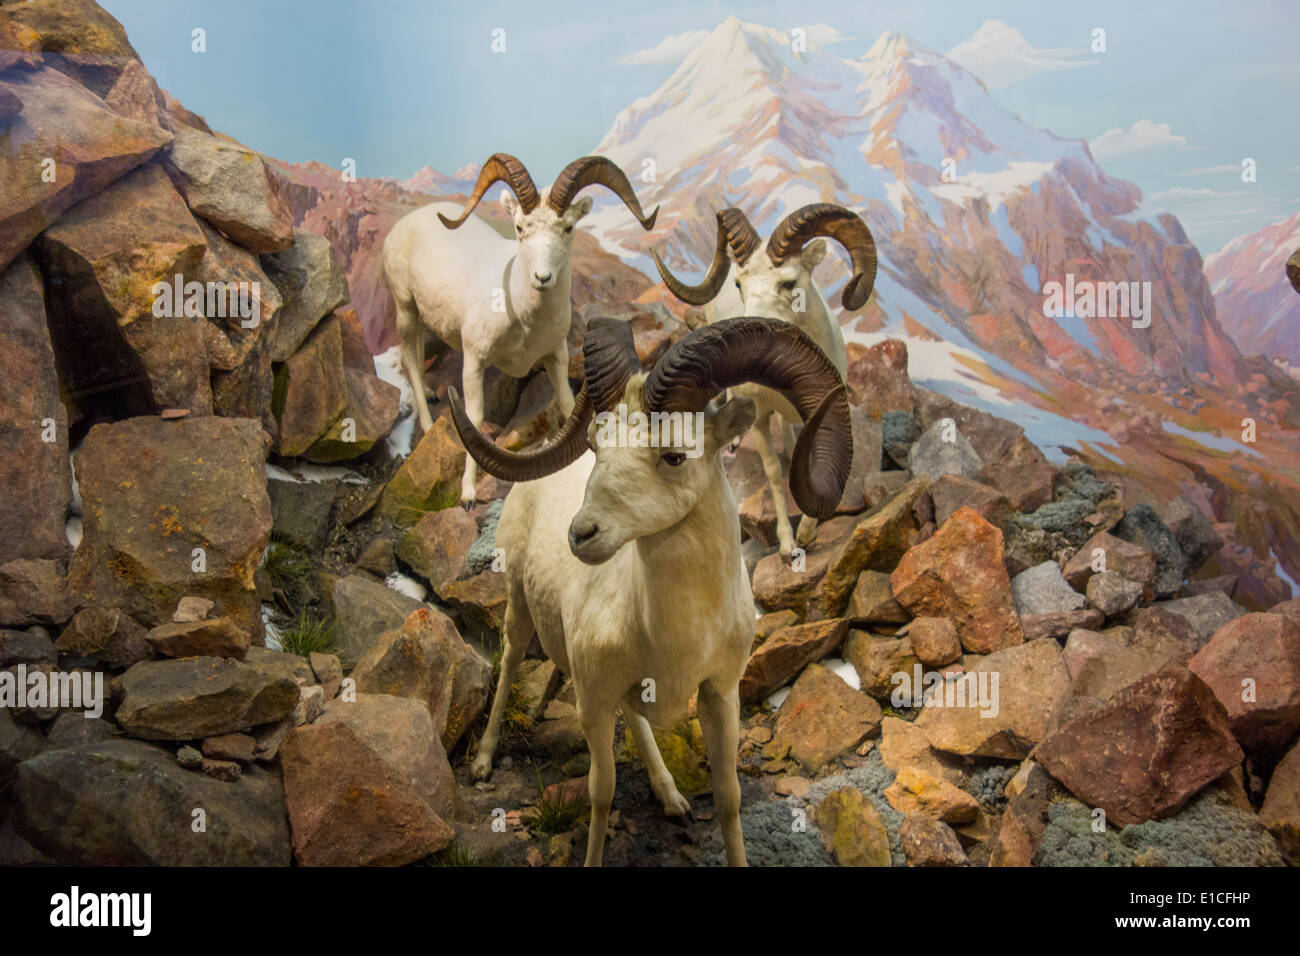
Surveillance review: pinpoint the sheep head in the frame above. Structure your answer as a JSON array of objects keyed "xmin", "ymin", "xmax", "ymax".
[
  {"xmin": 449, "ymin": 317, "xmax": 852, "ymax": 563},
  {"xmin": 438, "ymin": 153, "xmax": 658, "ymax": 291},
  {"xmin": 653, "ymin": 203, "xmax": 877, "ymax": 317}
]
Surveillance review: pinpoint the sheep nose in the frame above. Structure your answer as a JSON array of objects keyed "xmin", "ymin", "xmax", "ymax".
[
  {"xmin": 534, "ymin": 272, "xmax": 552, "ymax": 284},
  {"xmin": 568, "ymin": 518, "xmax": 598, "ymax": 550}
]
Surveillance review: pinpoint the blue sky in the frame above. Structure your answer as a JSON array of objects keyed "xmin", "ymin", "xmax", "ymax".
[{"xmin": 102, "ymin": 0, "xmax": 1299, "ymax": 254}]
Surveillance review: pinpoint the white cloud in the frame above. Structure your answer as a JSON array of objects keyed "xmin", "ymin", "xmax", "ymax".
[
  {"xmin": 798, "ymin": 25, "xmax": 855, "ymax": 48},
  {"xmin": 947, "ymin": 20, "xmax": 1096, "ymax": 89},
  {"xmin": 1179, "ymin": 164, "xmax": 1242, "ymax": 176},
  {"xmin": 1148, "ymin": 187, "xmax": 1242, "ymax": 201},
  {"xmin": 1089, "ymin": 120, "xmax": 1190, "ymax": 158},
  {"xmin": 614, "ymin": 29, "xmax": 710, "ymax": 66}
]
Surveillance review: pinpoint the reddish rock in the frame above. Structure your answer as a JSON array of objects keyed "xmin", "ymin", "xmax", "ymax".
[
  {"xmin": 846, "ymin": 570, "xmax": 909, "ymax": 625},
  {"xmin": 987, "ymin": 459, "xmax": 1058, "ymax": 513},
  {"xmin": 884, "ymin": 766, "xmax": 979, "ymax": 824},
  {"xmin": 146, "ymin": 617, "xmax": 250, "ymax": 660},
  {"xmin": 917, "ymin": 639, "xmax": 1069, "ymax": 759},
  {"xmin": 274, "ymin": 315, "xmax": 347, "ymax": 457},
  {"xmin": 201, "ymin": 733, "xmax": 256, "ymax": 764},
  {"xmin": 752, "ymin": 610, "xmax": 799, "ymax": 650},
  {"xmin": 440, "ymin": 569, "xmax": 507, "ymax": 633},
  {"xmin": 0, "ymin": 559, "xmax": 72, "ymax": 627},
  {"xmin": 395, "ymin": 506, "xmax": 478, "ymax": 595},
  {"xmin": 350, "ymin": 607, "xmax": 491, "ymax": 752},
  {"xmin": 1060, "ymin": 531, "xmax": 1156, "ymax": 594},
  {"xmin": 740, "ymin": 618, "xmax": 848, "ymax": 703},
  {"xmin": 929, "ymin": 474, "xmax": 1009, "ymax": 529},
  {"xmin": 766, "ymin": 663, "xmax": 882, "ymax": 772},
  {"xmin": 56, "ymin": 605, "xmax": 151, "ymax": 667},
  {"xmin": 899, "ymin": 814, "xmax": 967, "ymax": 866},
  {"xmin": 1020, "ymin": 608, "xmax": 1104, "ymax": 642},
  {"xmin": 844, "ymin": 339, "xmax": 915, "ymax": 413},
  {"xmin": 750, "ymin": 515, "xmax": 856, "ymax": 616},
  {"xmin": 843, "ymin": 631, "xmax": 918, "ymax": 699},
  {"xmin": 1261, "ymin": 739, "xmax": 1300, "ymax": 864},
  {"xmin": 891, "ymin": 507, "xmax": 1023, "ymax": 653},
  {"xmin": 1187, "ymin": 613, "xmax": 1300, "ymax": 761},
  {"xmin": 909, "ymin": 617, "xmax": 961, "ymax": 667},
  {"xmin": 1035, "ymin": 668, "xmax": 1244, "ymax": 826}
]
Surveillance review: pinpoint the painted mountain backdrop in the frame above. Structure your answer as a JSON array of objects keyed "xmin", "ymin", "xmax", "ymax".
[{"xmin": 274, "ymin": 18, "xmax": 1300, "ymax": 604}]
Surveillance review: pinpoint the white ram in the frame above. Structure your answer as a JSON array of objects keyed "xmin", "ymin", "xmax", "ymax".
[
  {"xmin": 448, "ymin": 315, "xmax": 852, "ymax": 866},
  {"xmin": 383, "ymin": 153, "xmax": 656, "ymax": 503}
]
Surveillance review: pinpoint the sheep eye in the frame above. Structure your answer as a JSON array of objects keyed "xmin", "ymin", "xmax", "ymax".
[
  {"xmin": 781, "ymin": 279, "xmax": 797, "ymax": 291},
  {"xmin": 564, "ymin": 225, "xmax": 573, "ymax": 234},
  {"xmin": 515, "ymin": 224, "xmax": 522, "ymax": 235},
  {"xmin": 733, "ymin": 279, "xmax": 741, "ymax": 290},
  {"xmin": 661, "ymin": 452, "xmax": 686, "ymax": 467}
]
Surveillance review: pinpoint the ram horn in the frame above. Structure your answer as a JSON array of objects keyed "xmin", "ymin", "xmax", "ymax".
[
  {"xmin": 1288, "ymin": 249, "xmax": 1300, "ymax": 295},
  {"xmin": 766, "ymin": 203, "xmax": 878, "ymax": 310},
  {"xmin": 448, "ymin": 318, "xmax": 641, "ymax": 482},
  {"xmin": 640, "ymin": 317, "xmax": 852, "ymax": 519},
  {"xmin": 652, "ymin": 208, "xmax": 761, "ymax": 305},
  {"xmin": 548, "ymin": 156, "xmax": 658, "ymax": 229},
  {"xmin": 438, "ymin": 153, "xmax": 540, "ymax": 229}
]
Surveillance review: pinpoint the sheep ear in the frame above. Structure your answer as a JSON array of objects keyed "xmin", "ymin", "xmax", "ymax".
[
  {"xmin": 706, "ymin": 396, "xmax": 756, "ymax": 452},
  {"xmin": 501, "ymin": 192, "xmax": 519, "ymax": 217},
  {"xmin": 799, "ymin": 238, "xmax": 827, "ymax": 270},
  {"xmin": 567, "ymin": 196, "xmax": 594, "ymax": 222}
]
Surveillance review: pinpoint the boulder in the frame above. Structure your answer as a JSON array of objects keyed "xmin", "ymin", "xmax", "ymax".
[
  {"xmin": 0, "ymin": 629, "xmax": 57, "ymax": 667},
  {"xmin": 146, "ymin": 617, "xmax": 250, "ymax": 660},
  {"xmin": 378, "ymin": 416, "xmax": 465, "ymax": 526},
  {"xmin": 330, "ymin": 573, "xmax": 425, "ymax": 666},
  {"xmin": 1111, "ymin": 504, "xmax": 1188, "ymax": 598},
  {"xmin": 1060, "ymin": 531, "xmax": 1156, "ymax": 594},
  {"xmin": 1010, "ymin": 561, "xmax": 1086, "ymax": 617},
  {"xmin": 1019, "ymin": 608, "xmax": 1104, "ymax": 642},
  {"xmin": 884, "ymin": 766, "xmax": 979, "ymax": 824},
  {"xmin": 750, "ymin": 515, "xmax": 856, "ymax": 616},
  {"xmin": 260, "ymin": 229, "xmax": 349, "ymax": 361},
  {"xmin": 1260, "ymin": 739, "xmax": 1300, "ymax": 865},
  {"xmin": 1187, "ymin": 613, "xmax": 1300, "ymax": 761},
  {"xmin": 350, "ymin": 607, "xmax": 491, "ymax": 752},
  {"xmin": 917, "ymin": 638, "xmax": 1069, "ymax": 759},
  {"xmin": 303, "ymin": 369, "xmax": 400, "ymax": 463},
  {"xmin": 36, "ymin": 161, "xmax": 214, "ymax": 413},
  {"xmin": 899, "ymin": 814, "xmax": 967, "ymax": 866},
  {"xmin": 1061, "ymin": 628, "xmax": 1181, "ymax": 701},
  {"xmin": 440, "ymin": 569, "xmax": 508, "ymax": 633},
  {"xmin": 908, "ymin": 617, "xmax": 961, "ymax": 667},
  {"xmin": 1148, "ymin": 592, "xmax": 1245, "ymax": 647},
  {"xmin": 908, "ymin": 419, "xmax": 982, "ymax": 481},
  {"xmin": 280, "ymin": 715, "xmax": 455, "ymax": 866},
  {"xmin": 114, "ymin": 656, "xmax": 298, "ymax": 740},
  {"xmin": 0, "ymin": 65, "xmax": 170, "ymax": 273},
  {"xmin": 813, "ymin": 786, "xmax": 891, "ymax": 867},
  {"xmin": 0, "ymin": 254, "xmax": 72, "ymax": 564},
  {"xmin": 1086, "ymin": 571, "xmax": 1143, "ymax": 616},
  {"xmin": 162, "ymin": 125, "xmax": 294, "ymax": 253},
  {"xmin": 845, "ymin": 570, "xmax": 909, "ymax": 625},
  {"xmin": 267, "ymin": 478, "xmax": 337, "ymax": 552},
  {"xmin": 739, "ymin": 618, "xmax": 848, "ymax": 703},
  {"xmin": 843, "ymin": 631, "xmax": 918, "ymax": 699},
  {"xmin": 396, "ymin": 507, "xmax": 478, "ymax": 595},
  {"xmin": 892, "ymin": 507, "xmax": 1024, "ymax": 653},
  {"xmin": 1035, "ymin": 668, "xmax": 1244, "ymax": 826},
  {"xmin": 811, "ymin": 476, "xmax": 929, "ymax": 619},
  {"xmin": 929, "ymin": 474, "xmax": 1009, "ymax": 529},
  {"xmin": 766, "ymin": 663, "xmax": 881, "ymax": 772},
  {"xmin": 5, "ymin": 0, "xmax": 140, "ymax": 96},
  {"xmin": 0, "ymin": 559, "xmax": 72, "ymax": 627},
  {"xmin": 274, "ymin": 315, "xmax": 347, "ymax": 457},
  {"xmin": 68, "ymin": 416, "xmax": 272, "ymax": 639},
  {"xmin": 55, "ymin": 605, "xmax": 151, "ymax": 667},
  {"xmin": 1158, "ymin": 496, "xmax": 1223, "ymax": 572},
  {"xmin": 843, "ymin": 339, "xmax": 915, "ymax": 413},
  {"xmin": 12, "ymin": 738, "xmax": 290, "ymax": 865}
]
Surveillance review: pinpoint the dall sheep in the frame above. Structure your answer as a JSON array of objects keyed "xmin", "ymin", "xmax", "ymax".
[
  {"xmin": 383, "ymin": 153, "xmax": 657, "ymax": 503},
  {"xmin": 449, "ymin": 316, "xmax": 852, "ymax": 866},
  {"xmin": 654, "ymin": 204, "xmax": 877, "ymax": 557}
]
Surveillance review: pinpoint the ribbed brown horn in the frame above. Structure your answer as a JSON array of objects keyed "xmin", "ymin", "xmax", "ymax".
[
  {"xmin": 1288, "ymin": 249, "xmax": 1300, "ymax": 295},
  {"xmin": 653, "ymin": 208, "xmax": 760, "ymax": 305},
  {"xmin": 448, "ymin": 318, "xmax": 640, "ymax": 482},
  {"xmin": 641, "ymin": 317, "xmax": 852, "ymax": 519},
  {"xmin": 438, "ymin": 153, "xmax": 539, "ymax": 229},
  {"xmin": 548, "ymin": 156, "xmax": 658, "ymax": 229},
  {"xmin": 766, "ymin": 203, "xmax": 877, "ymax": 310}
]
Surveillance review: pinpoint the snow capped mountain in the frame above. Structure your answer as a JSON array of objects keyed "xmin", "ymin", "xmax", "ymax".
[
  {"xmin": 585, "ymin": 17, "xmax": 1239, "ymax": 405},
  {"xmin": 1204, "ymin": 211, "xmax": 1300, "ymax": 366},
  {"xmin": 402, "ymin": 162, "xmax": 482, "ymax": 197}
]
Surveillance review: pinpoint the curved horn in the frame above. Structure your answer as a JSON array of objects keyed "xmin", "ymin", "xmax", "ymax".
[
  {"xmin": 448, "ymin": 318, "xmax": 641, "ymax": 482},
  {"xmin": 548, "ymin": 156, "xmax": 658, "ymax": 229},
  {"xmin": 437, "ymin": 153, "xmax": 539, "ymax": 229},
  {"xmin": 1288, "ymin": 249, "xmax": 1300, "ymax": 295},
  {"xmin": 641, "ymin": 317, "xmax": 852, "ymax": 519},
  {"xmin": 652, "ymin": 208, "xmax": 761, "ymax": 305},
  {"xmin": 766, "ymin": 203, "xmax": 878, "ymax": 310}
]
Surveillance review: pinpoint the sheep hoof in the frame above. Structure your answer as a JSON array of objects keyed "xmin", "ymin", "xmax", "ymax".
[
  {"xmin": 795, "ymin": 520, "xmax": 818, "ymax": 548},
  {"xmin": 471, "ymin": 753, "xmax": 494, "ymax": 781},
  {"xmin": 661, "ymin": 789, "xmax": 691, "ymax": 817}
]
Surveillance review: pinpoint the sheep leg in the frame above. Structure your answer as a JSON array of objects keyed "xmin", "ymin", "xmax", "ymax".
[
  {"xmin": 542, "ymin": 346, "xmax": 576, "ymax": 420},
  {"xmin": 471, "ymin": 593, "xmax": 533, "ymax": 781},
  {"xmin": 782, "ymin": 419, "xmax": 798, "ymax": 465},
  {"xmin": 751, "ymin": 413, "xmax": 796, "ymax": 558},
  {"xmin": 622, "ymin": 704, "xmax": 691, "ymax": 817},
  {"xmin": 579, "ymin": 703, "xmax": 617, "ymax": 867},
  {"xmin": 780, "ymin": 415, "xmax": 820, "ymax": 546},
  {"xmin": 399, "ymin": 313, "xmax": 434, "ymax": 433},
  {"xmin": 697, "ymin": 680, "xmax": 747, "ymax": 867},
  {"xmin": 458, "ymin": 353, "xmax": 485, "ymax": 506}
]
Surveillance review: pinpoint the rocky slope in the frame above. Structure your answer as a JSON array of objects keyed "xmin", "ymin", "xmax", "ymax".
[
  {"xmin": 1204, "ymin": 211, "xmax": 1300, "ymax": 368},
  {"xmin": 0, "ymin": 1, "xmax": 1297, "ymax": 869}
]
